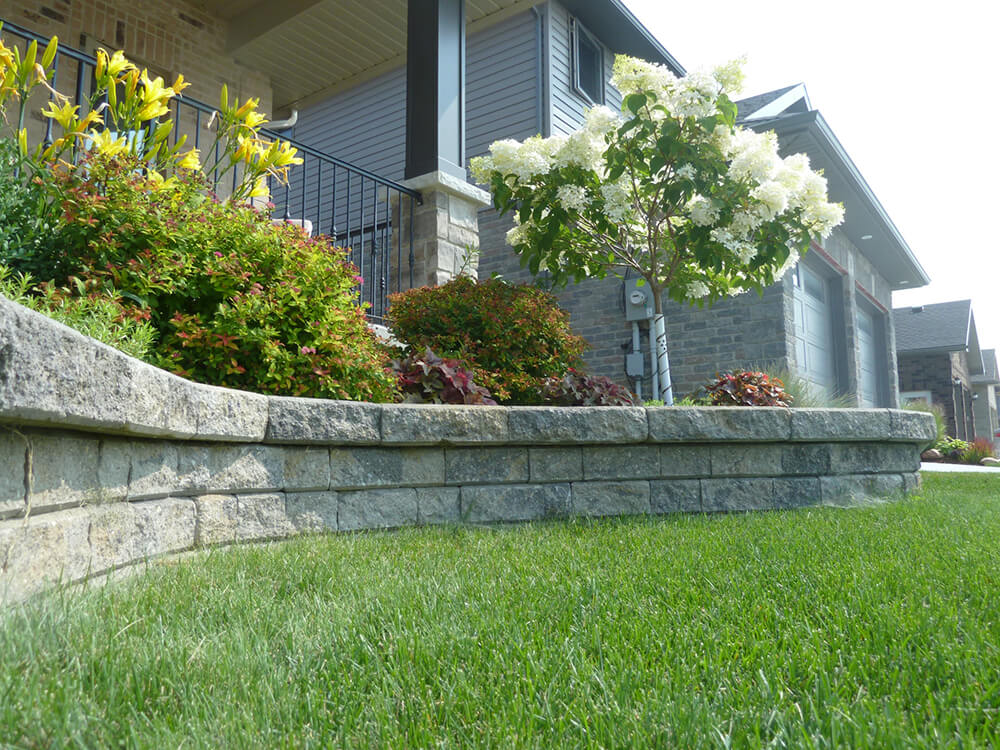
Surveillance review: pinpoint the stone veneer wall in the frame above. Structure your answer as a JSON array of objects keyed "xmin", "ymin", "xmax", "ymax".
[{"xmin": 0, "ymin": 296, "xmax": 935, "ymax": 603}]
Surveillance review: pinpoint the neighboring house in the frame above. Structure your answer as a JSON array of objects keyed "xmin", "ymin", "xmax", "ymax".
[
  {"xmin": 972, "ymin": 349, "xmax": 1000, "ymax": 445},
  {"xmin": 894, "ymin": 300, "xmax": 984, "ymax": 441}
]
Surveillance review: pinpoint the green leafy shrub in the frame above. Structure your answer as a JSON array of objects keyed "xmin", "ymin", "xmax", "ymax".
[
  {"xmin": 538, "ymin": 371, "xmax": 639, "ymax": 406},
  {"xmin": 961, "ymin": 437, "xmax": 995, "ymax": 465},
  {"xmin": 704, "ymin": 370, "xmax": 793, "ymax": 407},
  {"xmin": 936, "ymin": 436, "xmax": 970, "ymax": 458},
  {"xmin": 392, "ymin": 348, "xmax": 496, "ymax": 405},
  {"xmin": 35, "ymin": 155, "xmax": 395, "ymax": 401},
  {"xmin": 0, "ymin": 265, "xmax": 156, "ymax": 360},
  {"xmin": 0, "ymin": 140, "xmax": 62, "ymax": 275},
  {"xmin": 387, "ymin": 276, "xmax": 587, "ymax": 404},
  {"xmin": 903, "ymin": 399, "xmax": 946, "ymax": 445}
]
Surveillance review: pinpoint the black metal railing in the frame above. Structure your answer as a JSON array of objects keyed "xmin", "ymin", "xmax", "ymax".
[{"xmin": 0, "ymin": 18, "xmax": 420, "ymax": 322}]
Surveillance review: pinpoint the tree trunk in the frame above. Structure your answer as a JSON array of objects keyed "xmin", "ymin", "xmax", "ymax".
[{"xmin": 650, "ymin": 284, "xmax": 673, "ymax": 405}]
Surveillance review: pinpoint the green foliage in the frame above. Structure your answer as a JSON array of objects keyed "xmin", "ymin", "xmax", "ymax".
[
  {"xmin": 704, "ymin": 370, "xmax": 793, "ymax": 407},
  {"xmin": 387, "ymin": 276, "xmax": 588, "ymax": 404},
  {"xmin": 538, "ymin": 370, "xmax": 639, "ymax": 406},
  {"xmin": 902, "ymin": 399, "xmax": 946, "ymax": 445},
  {"xmin": 643, "ymin": 399, "xmax": 665, "ymax": 407},
  {"xmin": 391, "ymin": 348, "xmax": 496, "ymax": 405},
  {"xmin": 0, "ymin": 265, "xmax": 155, "ymax": 360},
  {"xmin": 0, "ymin": 140, "xmax": 62, "ymax": 273},
  {"xmin": 961, "ymin": 437, "xmax": 995, "ymax": 465},
  {"xmin": 935, "ymin": 436, "xmax": 971, "ymax": 457},
  {"xmin": 33, "ymin": 155, "xmax": 395, "ymax": 401}
]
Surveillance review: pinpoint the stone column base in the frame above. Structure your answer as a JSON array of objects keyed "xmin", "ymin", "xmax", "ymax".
[{"xmin": 390, "ymin": 170, "xmax": 491, "ymax": 292}]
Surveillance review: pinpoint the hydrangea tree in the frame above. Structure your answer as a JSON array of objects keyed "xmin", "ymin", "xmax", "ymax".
[{"xmin": 470, "ymin": 56, "xmax": 844, "ymax": 404}]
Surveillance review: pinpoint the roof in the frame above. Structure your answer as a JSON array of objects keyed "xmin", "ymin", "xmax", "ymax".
[
  {"xmin": 973, "ymin": 348, "xmax": 999, "ymax": 385},
  {"xmin": 892, "ymin": 300, "xmax": 984, "ymax": 375},
  {"xmin": 561, "ymin": 0, "xmax": 685, "ymax": 76},
  {"xmin": 735, "ymin": 86, "xmax": 929, "ymax": 291}
]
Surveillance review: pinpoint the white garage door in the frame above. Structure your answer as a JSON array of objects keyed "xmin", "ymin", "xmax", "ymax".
[
  {"xmin": 856, "ymin": 307, "xmax": 880, "ymax": 407},
  {"xmin": 792, "ymin": 264, "xmax": 837, "ymax": 393}
]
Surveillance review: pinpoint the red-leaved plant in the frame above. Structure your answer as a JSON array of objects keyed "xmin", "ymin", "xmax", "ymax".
[
  {"xmin": 392, "ymin": 348, "xmax": 497, "ymax": 405},
  {"xmin": 538, "ymin": 370, "xmax": 639, "ymax": 406},
  {"xmin": 704, "ymin": 370, "xmax": 793, "ymax": 407}
]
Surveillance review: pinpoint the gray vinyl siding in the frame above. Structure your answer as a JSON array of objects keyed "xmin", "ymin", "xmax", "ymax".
[
  {"xmin": 294, "ymin": 10, "xmax": 540, "ymax": 177},
  {"xmin": 547, "ymin": 0, "xmax": 622, "ymax": 137}
]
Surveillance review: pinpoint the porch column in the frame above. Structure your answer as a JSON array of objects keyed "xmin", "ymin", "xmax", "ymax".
[{"xmin": 396, "ymin": 0, "xmax": 490, "ymax": 289}]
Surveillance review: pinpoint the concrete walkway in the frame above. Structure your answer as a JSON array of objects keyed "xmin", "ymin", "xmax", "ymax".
[{"xmin": 921, "ymin": 462, "xmax": 1000, "ymax": 473}]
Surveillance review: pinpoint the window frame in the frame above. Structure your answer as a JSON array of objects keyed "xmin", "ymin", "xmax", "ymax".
[{"xmin": 570, "ymin": 17, "xmax": 604, "ymax": 106}]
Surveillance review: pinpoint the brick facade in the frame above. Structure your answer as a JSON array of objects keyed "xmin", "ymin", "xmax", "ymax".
[
  {"xmin": 1, "ymin": 0, "xmax": 273, "ymax": 135},
  {"xmin": 897, "ymin": 351, "xmax": 975, "ymax": 440}
]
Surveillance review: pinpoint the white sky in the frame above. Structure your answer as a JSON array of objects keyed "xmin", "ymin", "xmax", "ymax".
[{"xmin": 622, "ymin": 0, "xmax": 1000, "ymax": 352}]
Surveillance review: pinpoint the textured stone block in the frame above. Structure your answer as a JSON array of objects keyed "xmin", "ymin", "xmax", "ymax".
[
  {"xmin": 330, "ymin": 447, "xmax": 445, "ymax": 489},
  {"xmin": 416, "ymin": 486, "xmax": 461, "ymax": 524},
  {"xmin": 659, "ymin": 445, "xmax": 712, "ymax": 478},
  {"xmin": 902, "ymin": 472, "xmax": 922, "ymax": 495},
  {"xmin": 529, "ymin": 447, "xmax": 584, "ymax": 482},
  {"xmin": 283, "ymin": 448, "xmax": 331, "ymax": 492},
  {"xmin": 889, "ymin": 410, "xmax": 938, "ymax": 445},
  {"xmin": 381, "ymin": 405, "xmax": 509, "ymax": 444},
  {"xmin": 572, "ymin": 481, "xmax": 650, "ymax": 517},
  {"xmin": 27, "ymin": 433, "xmax": 101, "ymax": 513},
  {"xmin": 820, "ymin": 473, "xmax": 905, "ymax": 504},
  {"xmin": 134, "ymin": 498, "xmax": 196, "ymax": 557},
  {"xmin": 508, "ymin": 407, "xmax": 647, "ymax": 444},
  {"xmin": 286, "ymin": 491, "xmax": 338, "ymax": 533},
  {"xmin": 583, "ymin": 445, "xmax": 659, "ymax": 480},
  {"xmin": 194, "ymin": 495, "xmax": 239, "ymax": 546},
  {"xmin": 266, "ymin": 397, "xmax": 381, "ymax": 444},
  {"xmin": 128, "ymin": 441, "xmax": 180, "ymax": 500},
  {"xmin": 88, "ymin": 503, "xmax": 139, "ymax": 571},
  {"xmin": 235, "ymin": 493, "xmax": 295, "ymax": 541},
  {"xmin": 648, "ymin": 407, "xmax": 790, "ymax": 442},
  {"xmin": 97, "ymin": 439, "xmax": 131, "ymax": 502},
  {"xmin": 0, "ymin": 296, "xmax": 133, "ymax": 432},
  {"xmin": 701, "ymin": 478, "xmax": 775, "ymax": 512},
  {"xmin": 177, "ymin": 444, "xmax": 285, "ymax": 495},
  {"xmin": 126, "ymin": 365, "xmax": 199, "ymax": 439},
  {"xmin": 461, "ymin": 483, "xmax": 571, "ymax": 523},
  {"xmin": 650, "ymin": 479, "xmax": 701, "ymax": 513},
  {"xmin": 790, "ymin": 409, "xmax": 891, "ymax": 441},
  {"xmin": 0, "ymin": 508, "xmax": 91, "ymax": 603},
  {"xmin": 829, "ymin": 443, "xmax": 920, "ymax": 475},
  {"xmin": 0, "ymin": 431, "xmax": 25, "ymax": 518},
  {"xmin": 711, "ymin": 444, "xmax": 782, "ymax": 476},
  {"xmin": 339, "ymin": 488, "xmax": 419, "ymax": 531},
  {"xmin": 772, "ymin": 477, "xmax": 821, "ymax": 508},
  {"xmin": 446, "ymin": 447, "xmax": 528, "ymax": 484},
  {"xmin": 781, "ymin": 444, "xmax": 832, "ymax": 476},
  {"xmin": 190, "ymin": 383, "xmax": 268, "ymax": 442}
]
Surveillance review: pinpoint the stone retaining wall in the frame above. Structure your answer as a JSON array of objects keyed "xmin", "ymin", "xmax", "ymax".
[{"xmin": 0, "ymin": 296, "xmax": 936, "ymax": 603}]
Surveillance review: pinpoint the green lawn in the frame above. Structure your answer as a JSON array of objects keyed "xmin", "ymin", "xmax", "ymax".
[{"xmin": 2, "ymin": 473, "xmax": 1000, "ymax": 748}]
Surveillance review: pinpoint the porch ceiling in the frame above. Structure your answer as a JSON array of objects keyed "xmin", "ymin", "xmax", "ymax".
[{"xmin": 201, "ymin": 0, "xmax": 541, "ymax": 110}]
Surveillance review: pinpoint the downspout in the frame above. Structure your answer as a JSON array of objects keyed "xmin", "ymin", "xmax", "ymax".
[
  {"xmin": 268, "ymin": 109, "xmax": 299, "ymax": 133},
  {"xmin": 531, "ymin": 5, "xmax": 545, "ymax": 136}
]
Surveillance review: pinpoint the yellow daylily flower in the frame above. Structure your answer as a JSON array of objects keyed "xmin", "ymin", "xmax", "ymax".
[
  {"xmin": 88, "ymin": 129, "xmax": 128, "ymax": 157},
  {"xmin": 243, "ymin": 109, "xmax": 267, "ymax": 130},
  {"xmin": 270, "ymin": 139, "xmax": 303, "ymax": 168},
  {"xmin": 176, "ymin": 148, "xmax": 201, "ymax": 170},
  {"xmin": 233, "ymin": 97, "xmax": 260, "ymax": 119},
  {"xmin": 137, "ymin": 70, "xmax": 173, "ymax": 120},
  {"xmin": 42, "ymin": 100, "xmax": 79, "ymax": 131},
  {"xmin": 171, "ymin": 73, "xmax": 190, "ymax": 96},
  {"xmin": 104, "ymin": 49, "xmax": 134, "ymax": 79},
  {"xmin": 248, "ymin": 176, "xmax": 269, "ymax": 199}
]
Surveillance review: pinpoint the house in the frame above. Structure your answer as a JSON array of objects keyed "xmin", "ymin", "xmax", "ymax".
[
  {"xmin": 972, "ymin": 349, "xmax": 1000, "ymax": 445},
  {"xmin": 893, "ymin": 299, "xmax": 984, "ymax": 440},
  {"xmin": 2, "ymin": 0, "xmax": 931, "ymax": 406}
]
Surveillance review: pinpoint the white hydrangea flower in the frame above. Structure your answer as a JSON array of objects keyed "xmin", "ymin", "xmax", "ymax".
[
  {"xmin": 554, "ymin": 131, "xmax": 605, "ymax": 170},
  {"xmin": 505, "ymin": 218, "xmax": 530, "ymax": 247},
  {"xmin": 806, "ymin": 201, "xmax": 845, "ymax": 238},
  {"xmin": 599, "ymin": 180, "xmax": 632, "ymax": 222},
  {"xmin": 712, "ymin": 58, "xmax": 746, "ymax": 95},
  {"xmin": 583, "ymin": 106, "xmax": 621, "ymax": 137},
  {"xmin": 556, "ymin": 184, "xmax": 589, "ymax": 212},
  {"xmin": 774, "ymin": 153, "xmax": 811, "ymax": 194},
  {"xmin": 611, "ymin": 56, "xmax": 676, "ymax": 100},
  {"xmin": 775, "ymin": 249, "xmax": 800, "ymax": 281},
  {"xmin": 735, "ymin": 242, "xmax": 758, "ymax": 264},
  {"xmin": 676, "ymin": 163, "xmax": 696, "ymax": 180},
  {"xmin": 728, "ymin": 129, "xmax": 780, "ymax": 182},
  {"xmin": 729, "ymin": 209, "xmax": 763, "ymax": 236},
  {"xmin": 686, "ymin": 194, "xmax": 720, "ymax": 226},
  {"xmin": 687, "ymin": 280, "xmax": 711, "ymax": 298},
  {"xmin": 751, "ymin": 180, "xmax": 789, "ymax": 220}
]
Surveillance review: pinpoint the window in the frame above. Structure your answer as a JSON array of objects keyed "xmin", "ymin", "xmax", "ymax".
[{"xmin": 571, "ymin": 18, "xmax": 603, "ymax": 105}]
